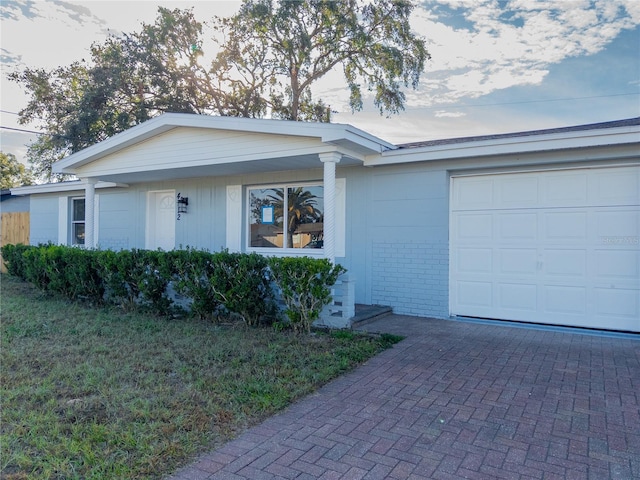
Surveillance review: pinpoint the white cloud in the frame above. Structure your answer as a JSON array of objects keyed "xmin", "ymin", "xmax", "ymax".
[
  {"xmin": 434, "ymin": 110, "xmax": 466, "ymax": 118},
  {"xmin": 415, "ymin": 0, "xmax": 640, "ymax": 106},
  {"xmin": 3, "ymin": 0, "xmax": 636, "ymax": 112}
]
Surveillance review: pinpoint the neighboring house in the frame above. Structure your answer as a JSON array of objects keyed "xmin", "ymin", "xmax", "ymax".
[
  {"xmin": 1, "ymin": 188, "xmax": 30, "ymax": 241},
  {"xmin": 10, "ymin": 114, "xmax": 640, "ymax": 332},
  {"xmin": 1, "ymin": 188, "xmax": 30, "ymax": 216},
  {"xmin": 1, "ymin": 189, "xmax": 31, "ymax": 272}
]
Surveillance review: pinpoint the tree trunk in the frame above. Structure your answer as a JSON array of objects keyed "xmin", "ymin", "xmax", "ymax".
[{"xmin": 290, "ymin": 67, "xmax": 299, "ymax": 120}]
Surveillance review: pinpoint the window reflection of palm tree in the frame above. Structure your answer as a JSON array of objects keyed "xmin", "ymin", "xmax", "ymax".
[{"xmin": 267, "ymin": 187, "xmax": 322, "ymax": 248}]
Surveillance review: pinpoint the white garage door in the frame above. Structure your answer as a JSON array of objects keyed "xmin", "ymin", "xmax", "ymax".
[{"xmin": 450, "ymin": 165, "xmax": 640, "ymax": 332}]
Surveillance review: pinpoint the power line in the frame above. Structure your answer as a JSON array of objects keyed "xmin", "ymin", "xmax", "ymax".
[
  {"xmin": 0, "ymin": 125, "xmax": 45, "ymax": 135},
  {"xmin": 0, "ymin": 125, "xmax": 70, "ymax": 140}
]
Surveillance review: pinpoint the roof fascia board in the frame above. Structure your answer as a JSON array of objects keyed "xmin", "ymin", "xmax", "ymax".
[
  {"xmin": 366, "ymin": 126, "xmax": 640, "ymax": 167},
  {"xmin": 11, "ymin": 181, "xmax": 128, "ymax": 196},
  {"xmin": 53, "ymin": 113, "xmax": 394, "ymax": 173},
  {"xmin": 443, "ymin": 146, "xmax": 640, "ymax": 174},
  {"xmin": 53, "ymin": 117, "xmax": 177, "ymax": 172},
  {"xmin": 321, "ymin": 126, "xmax": 397, "ymax": 154}
]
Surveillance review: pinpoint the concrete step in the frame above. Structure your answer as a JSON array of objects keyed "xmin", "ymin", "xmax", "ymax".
[{"xmin": 350, "ymin": 304, "xmax": 393, "ymax": 329}]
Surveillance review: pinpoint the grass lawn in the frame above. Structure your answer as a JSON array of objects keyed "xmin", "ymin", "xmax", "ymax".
[{"xmin": 0, "ymin": 274, "xmax": 401, "ymax": 479}]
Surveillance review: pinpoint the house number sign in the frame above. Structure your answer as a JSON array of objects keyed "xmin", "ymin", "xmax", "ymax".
[{"xmin": 176, "ymin": 192, "xmax": 189, "ymax": 220}]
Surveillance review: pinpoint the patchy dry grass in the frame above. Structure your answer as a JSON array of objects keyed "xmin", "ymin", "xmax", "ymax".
[{"xmin": 0, "ymin": 274, "xmax": 401, "ymax": 479}]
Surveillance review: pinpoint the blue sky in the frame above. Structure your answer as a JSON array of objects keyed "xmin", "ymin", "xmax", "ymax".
[{"xmin": 1, "ymin": 0, "xmax": 639, "ymax": 165}]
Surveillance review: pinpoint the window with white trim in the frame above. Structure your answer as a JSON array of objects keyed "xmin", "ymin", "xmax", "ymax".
[
  {"xmin": 71, "ymin": 197, "xmax": 85, "ymax": 245},
  {"xmin": 248, "ymin": 183, "xmax": 324, "ymax": 250}
]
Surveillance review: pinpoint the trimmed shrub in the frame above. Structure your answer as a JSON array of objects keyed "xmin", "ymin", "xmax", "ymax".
[
  {"xmin": 2, "ymin": 244, "xmax": 104, "ymax": 303},
  {"xmin": 97, "ymin": 248, "xmax": 173, "ymax": 315},
  {"xmin": 22, "ymin": 245, "xmax": 50, "ymax": 291},
  {"xmin": 171, "ymin": 248, "xmax": 221, "ymax": 320},
  {"xmin": 138, "ymin": 249, "xmax": 174, "ymax": 316},
  {"xmin": 40, "ymin": 245, "xmax": 70, "ymax": 296},
  {"xmin": 172, "ymin": 249, "xmax": 276, "ymax": 325},
  {"xmin": 60, "ymin": 247, "xmax": 104, "ymax": 304},
  {"xmin": 210, "ymin": 251, "xmax": 276, "ymax": 326},
  {"xmin": 1, "ymin": 243, "xmax": 32, "ymax": 280},
  {"xmin": 97, "ymin": 249, "xmax": 132, "ymax": 309},
  {"xmin": 268, "ymin": 257, "xmax": 346, "ymax": 334}
]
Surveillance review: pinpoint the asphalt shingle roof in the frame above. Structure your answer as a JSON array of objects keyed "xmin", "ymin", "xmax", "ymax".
[{"xmin": 397, "ymin": 117, "xmax": 640, "ymax": 149}]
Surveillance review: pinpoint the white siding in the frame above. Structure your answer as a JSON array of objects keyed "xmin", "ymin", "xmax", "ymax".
[{"xmin": 75, "ymin": 128, "xmax": 326, "ymax": 177}]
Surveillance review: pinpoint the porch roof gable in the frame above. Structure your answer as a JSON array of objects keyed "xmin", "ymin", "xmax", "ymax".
[{"xmin": 52, "ymin": 113, "xmax": 397, "ymax": 177}]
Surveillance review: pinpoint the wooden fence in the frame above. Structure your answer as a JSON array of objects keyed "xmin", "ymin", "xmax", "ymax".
[{"xmin": 1, "ymin": 212, "xmax": 30, "ymax": 273}]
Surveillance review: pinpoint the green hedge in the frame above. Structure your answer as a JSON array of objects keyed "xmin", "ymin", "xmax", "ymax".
[
  {"xmin": 1, "ymin": 243, "xmax": 31, "ymax": 281},
  {"xmin": 171, "ymin": 249, "xmax": 276, "ymax": 325},
  {"xmin": 1, "ymin": 244, "xmax": 345, "ymax": 331},
  {"xmin": 97, "ymin": 248, "xmax": 174, "ymax": 315}
]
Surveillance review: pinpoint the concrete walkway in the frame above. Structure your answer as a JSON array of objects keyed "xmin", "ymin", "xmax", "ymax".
[{"xmin": 168, "ymin": 315, "xmax": 640, "ymax": 480}]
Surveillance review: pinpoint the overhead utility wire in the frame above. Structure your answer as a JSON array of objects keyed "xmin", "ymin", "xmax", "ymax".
[
  {"xmin": 0, "ymin": 125, "xmax": 69, "ymax": 139},
  {"xmin": 1, "ymin": 125, "xmax": 46, "ymax": 135}
]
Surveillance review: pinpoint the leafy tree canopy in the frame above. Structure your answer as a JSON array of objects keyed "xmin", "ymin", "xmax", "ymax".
[
  {"xmin": 10, "ymin": 8, "xmax": 212, "ymax": 182},
  {"xmin": 216, "ymin": 0, "xmax": 428, "ymax": 121},
  {"xmin": 1, "ymin": 152, "xmax": 34, "ymax": 189},
  {"xmin": 9, "ymin": 1, "xmax": 428, "ymax": 181}
]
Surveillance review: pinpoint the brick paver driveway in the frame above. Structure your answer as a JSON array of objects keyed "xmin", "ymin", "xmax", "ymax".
[{"xmin": 168, "ymin": 316, "xmax": 640, "ymax": 480}]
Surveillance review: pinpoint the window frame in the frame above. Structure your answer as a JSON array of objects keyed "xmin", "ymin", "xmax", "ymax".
[
  {"xmin": 246, "ymin": 181, "xmax": 325, "ymax": 257},
  {"xmin": 70, "ymin": 196, "xmax": 86, "ymax": 246}
]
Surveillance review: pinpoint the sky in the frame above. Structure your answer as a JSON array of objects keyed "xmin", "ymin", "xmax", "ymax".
[{"xmin": 1, "ymin": 0, "xmax": 639, "ymax": 167}]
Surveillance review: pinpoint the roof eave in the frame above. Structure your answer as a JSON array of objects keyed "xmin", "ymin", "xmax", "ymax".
[
  {"xmin": 10, "ymin": 180, "xmax": 128, "ymax": 196},
  {"xmin": 365, "ymin": 125, "xmax": 640, "ymax": 166}
]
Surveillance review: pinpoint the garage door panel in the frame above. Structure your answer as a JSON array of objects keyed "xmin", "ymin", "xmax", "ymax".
[
  {"xmin": 595, "ymin": 209, "xmax": 639, "ymax": 239},
  {"xmin": 594, "ymin": 288, "xmax": 639, "ymax": 318},
  {"xmin": 498, "ymin": 213, "xmax": 537, "ymax": 240},
  {"xmin": 499, "ymin": 176, "xmax": 539, "ymax": 207},
  {"xmin": 456, "ymin": 213, "xmax": 493, "ymax": 241},
  {"xmin": 544, "ymin": 212, "xmax": 588, "ymax": 241},
  {"xmin": 544, "ymin": 172, "xmax": 588, "ymax": 206},
  {"xmin": 457, "ymin": 248, "xmax": 493, "ymax": 273},
  {"xmin": 453, "ymin": 178, "xmax": 494, "ymax": 210},
  {"xmin": 595, "ymin": 249, "xmax": 639, "ymax": 281},
  {"xmin": 594, "ymin": 168, "xmax": 640, "ymax": 205},
  {"xmin": 456, "ymin": 281, "xmax": 493, "ymax": 307},
  {"xmin": 450, "ymin": 165, "xmax": 640, "ymax": 332},
  {"xmin": 544, "ymin": 249, "xmax": 586, "ymax": 277},
  {"xmin": 500, "ymin": 249, "xmax": 537, "ymax": 275},
  {"xmin": 544, "ymin": 286, "xmax": 586, "ymax": 314},
  {"xmin": 498, "ymin": 284, "xmax": 537, "ymax": 311}
]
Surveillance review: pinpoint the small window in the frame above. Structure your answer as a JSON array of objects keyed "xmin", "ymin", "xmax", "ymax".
[
  {"xmin": 248, "ymin": 184, "xmax": 324, "ymax": 250},
  {"xmin": 71, "ymin": 197, "xmax": 85, "ymax": 245}
]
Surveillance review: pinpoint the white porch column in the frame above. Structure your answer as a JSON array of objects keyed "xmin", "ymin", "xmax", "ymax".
[
  {"xmin": 319, "ymin": 152, "xmax": 342, "ymax": 264},
  {"xmin": 83, "ymin": 178, "xmax": 97, "ymax": 249}
]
